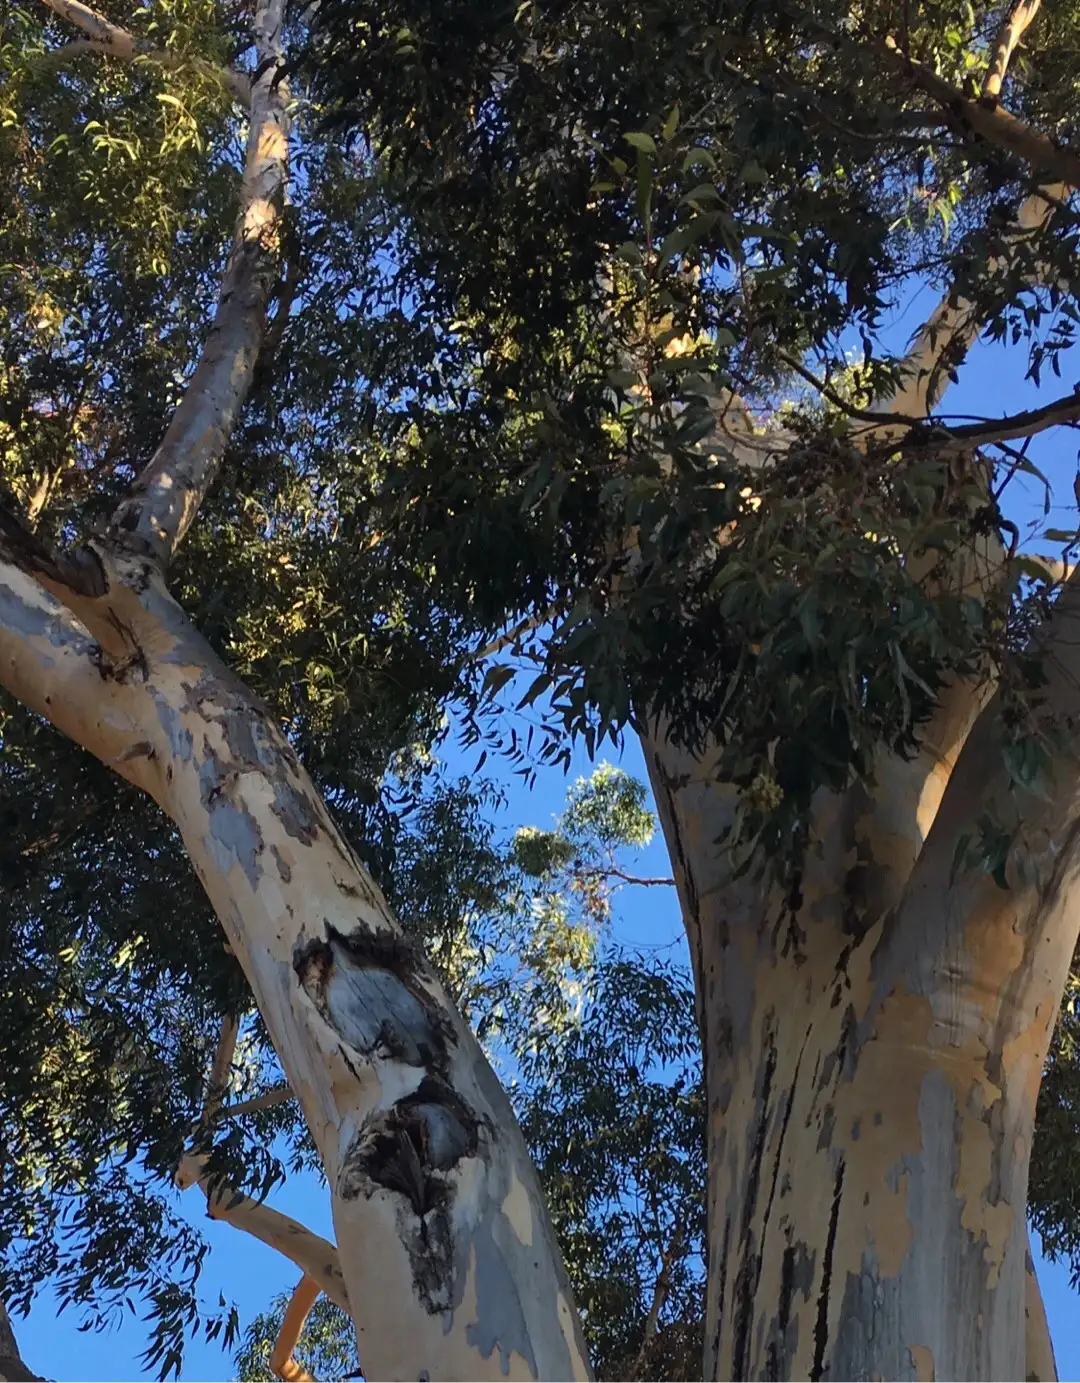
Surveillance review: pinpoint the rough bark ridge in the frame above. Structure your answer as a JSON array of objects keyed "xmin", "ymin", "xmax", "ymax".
[{"xmin": 0, "ymin": 2, "xmax": 591, "ymax": 1376}]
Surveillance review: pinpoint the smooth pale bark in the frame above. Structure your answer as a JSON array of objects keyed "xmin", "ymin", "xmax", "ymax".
[
  {"xmin": 1025, "ymin": 1239, "xmax": 1057, "ymax": 1382},
  {"xmin": 646, "ymin": 654, "xmax": 1080, "ymax": 1379},
  {"xmin": 644, "ymin": 584, "xmax": 1080, "ymax": 1381},
  {"xmin": 0, "ymin": 559, "xmax": 590, "ymax": 1381}
]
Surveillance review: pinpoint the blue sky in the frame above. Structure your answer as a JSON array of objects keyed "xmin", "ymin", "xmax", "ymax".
[{"xmin": 13, "ymin": 279, "xmax": 1080, "ymax": 1379}]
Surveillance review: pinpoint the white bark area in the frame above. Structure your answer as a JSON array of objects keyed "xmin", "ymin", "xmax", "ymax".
[
  {"xmin": 157, "ymin": 605, "xmax": 590, "ymax": 1378},
  {"xmin": 1, "ymin": 563, "xmax": 592, "ymax": 1380}
]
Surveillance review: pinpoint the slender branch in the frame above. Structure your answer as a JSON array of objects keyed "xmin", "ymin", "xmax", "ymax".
[
  {"xmin": 885, "ymin": 39, "xmax": 1080, "ymax": 187},
  {"xmin": 778, "ymin": 348, "xmax": 1080, "ymax": 448},
  {"xmin": 44, "ymin": 33, "xmax": 251, "ymax": 108},
  {"xmin": 984, "ymin": 0, "xmax": 1041, "ymax": 100},
  {"xmin": 201, "ymin": 1014, "xmax": 239, "ymax": 1126},
  {"xmin": 581, "ymin": 866, "xmax": 675, "ymax": 888},
  {"xmin": 941, "ymin": 384, "xmax": 1080, "ymax": 444},
  {"xmin": 217, "ymin": 1083, "xmax": 293, "ymax": 1120},
  {"xmin": 777, "ymin": 350, "xmax": 920, "ymax": 429},
  {"xmin": 270, "ymin": 1276, "xmax": 320, "ymax": 1383},
  {"xmin": 633, "ymin": 1227, "xmax": 683, "ymax": 1374},
  {"xmin": 467, "ymin": 611, "xmax": 553, "ymax": 664},
  {"xmin": 106, "ymin": 0, "xmax": 290, "ymax": 568},
  {"xmin": 176, "ymin": 1153, "xmax": 350, "ymax": 1312}
]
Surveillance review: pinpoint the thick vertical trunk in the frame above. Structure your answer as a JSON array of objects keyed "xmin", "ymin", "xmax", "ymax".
[
  {"xmin": 2, "ymin": 570, "xmax": 590, "ymax": 1382},
  {"xmin": 645, "ymin": 717, "xmax": 1075, "ymax": 1381}
]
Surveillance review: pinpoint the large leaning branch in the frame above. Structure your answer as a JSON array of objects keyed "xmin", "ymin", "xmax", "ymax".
[
  {"xmin": 884, "ymin": 38, "xmax": 1080, "ymax": 187},
  {"xmin": 38, "ymin": 0, "xmax": 250, "ymax": 106},
  {"xmin": 104, "ymin": 0, "xmax": 290, "ymax": 568}
]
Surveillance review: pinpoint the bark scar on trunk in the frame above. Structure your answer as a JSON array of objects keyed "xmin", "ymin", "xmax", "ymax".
[{"xmin": 293, "ymin": 926, "xmax": 488, "ymax": 1315}]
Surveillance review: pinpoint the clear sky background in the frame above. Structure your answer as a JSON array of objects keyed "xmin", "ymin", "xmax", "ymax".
[{"xmin": 12, "ymin": 290, "xmax": 1080, "ymax": 1378}]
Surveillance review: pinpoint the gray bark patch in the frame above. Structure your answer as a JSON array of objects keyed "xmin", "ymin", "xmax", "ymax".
[
  {"xmin": 224, "ymin": 711, "xmax": 280, "ymax": 772},
  {"xmin": 294, "ymin": 929, "xmax": 453, "ymax": 1071},
  {"xmin": 465, "ymin": 1231, "xmax": 538, "ymax": 1378},
  {"xmin": 153, "ymin": 694, "xmax": 194, "ymax": 761},
  {"xmin": 199, "ymin": 748, "xmax": 264, "ymax": 888},
  {"xmin": 271, "ymin": 777, "xmax": 320, "ymax": 844},
  {"xmin": 271, "ymin": 844, "xmax": 292, "ymax": 883}
]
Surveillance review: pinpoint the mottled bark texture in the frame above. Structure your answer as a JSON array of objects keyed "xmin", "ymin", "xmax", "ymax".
[
  {"xmin": 644, "ymin": 583, "xmax": 1080, "ymax": 1380},
  {"xmin": 0, "ymin": 556, "xmax": 591, "ymax": 1380}
]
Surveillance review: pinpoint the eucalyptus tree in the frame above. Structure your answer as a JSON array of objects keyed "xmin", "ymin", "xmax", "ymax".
[
  {"xmin": 299, "ymin": 0, "xmax": 1080, "ymax": 1377},
  {"xmin": 4, "ymin": 0, "xmax": 1080, "ymax": 1380}
]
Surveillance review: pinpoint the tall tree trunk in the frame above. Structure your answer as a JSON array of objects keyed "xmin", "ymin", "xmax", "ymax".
[
  {"xmin": 0, "ymin": 566, "xmax": 591, "ymax": 1382},
  {"xmin": 644, "ymin": 679, "xmax": 1076, "ymax": 1379}
]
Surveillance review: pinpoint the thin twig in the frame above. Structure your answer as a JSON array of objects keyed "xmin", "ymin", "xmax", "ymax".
[
  {"xmin": 581, "ymin": 866, "xmax": 676, "ymax": 888},
  {"xmin": 633, "ymin": 1227, "xmax": 684, "ymax": 1374},
  {"xmin": 467, "ymin": 610, "xmax": 556, "ymax": 664},
  {"xmin": 216, "ymin": 1083, "xmax": 293, "ymax": 1120},
  {"xmin": 778, "ymin": 349, "xmax": 1080, "ymax": 448}
]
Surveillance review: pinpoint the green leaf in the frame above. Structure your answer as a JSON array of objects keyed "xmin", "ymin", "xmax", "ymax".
[
  {"xmin": 624, "ymin": 131, "xmax": 657, "ymax": 154},
  {"xmin": 517, "ymin": 673, "xmax": 553, "ymax": 709}
]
